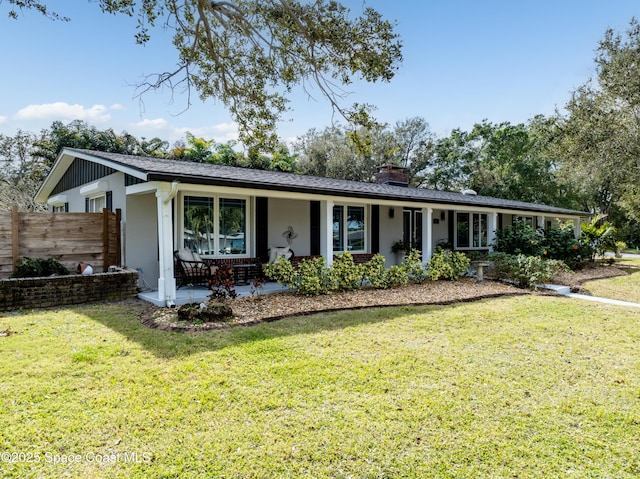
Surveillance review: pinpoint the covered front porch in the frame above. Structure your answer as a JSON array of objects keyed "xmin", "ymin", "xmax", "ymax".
[{"xmin": 127, "ymin": 182, "xmax": 583, "ymax": 308}]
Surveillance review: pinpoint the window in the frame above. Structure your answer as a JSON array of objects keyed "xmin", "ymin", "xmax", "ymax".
[
  {"xmin": 219, "ymin": 198, "xmax": 246, "ymax": 255},
  {"xmin": 183, "ymin": 195, "xmax": 247, "ymax": 256},
  {"xmin": 333, "ymin": 205, "xmax": 366, "ymax": 252},
  {"xmin": 52, "ymin": 204, "xmax": 67, "ymax": 213},
  {"xmin": 87, "ymin": 195, "xmax": 106, "ymax": 213},
  {"xmin": 457, "ymin": 213, "xmax": 470, "ymax": 248},
  {"xmin": 456, "ymin": 212, "xmax": 488, "ymax": 249}
]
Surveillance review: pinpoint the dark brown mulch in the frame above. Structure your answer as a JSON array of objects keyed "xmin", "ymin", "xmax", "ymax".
[
  {"xmin": 141, "ymin": 278, "xmax": 534, "ymax": 332},
  {"xmin": 551, "ymin": 262, "xmax": 630, "ymax": 292}
]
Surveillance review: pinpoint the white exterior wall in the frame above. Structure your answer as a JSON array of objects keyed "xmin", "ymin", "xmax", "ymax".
[
  {"xmin": 378, "ymin": 205, "xmax": 404, "ymax": 266},
  {"xmin": 125, "ymin": 193, "xmax": 159, "ymax": 289},
  {"xmin": 267, "ymin": 198, "xmax": 311, "ymax": 256},
  {"xmin": 48, "ymin": 172, "xmax": 127, "ymax": 214},
  {"xmin": 431, "ymin": 209, "xmax": 450, "ymax": 247}
]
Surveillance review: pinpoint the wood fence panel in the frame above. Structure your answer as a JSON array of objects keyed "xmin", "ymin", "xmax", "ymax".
[
  {"xmin": 0, "ymin": 210, "xmax": 14, "ymax": 276},
  {"xmin": 0, "ymin": 208, "xmax": 121, "ymax": 278}
]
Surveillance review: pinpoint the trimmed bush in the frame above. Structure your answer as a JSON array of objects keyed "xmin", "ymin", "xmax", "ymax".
[
  {"xmin": 426, "ymin": 248, "xmax": 470, "ymax": 281},
  {"xmin": 266, "ymin": 257, "xmax": 335, "ymax": 296},
  {"xmin": 331, "ymin": 252, "xmax": 365, "ymax": 291},
  {"xmin": 401, "ymin": 249, "xmax": 429, "ymax": 284},
  {"xmin": 361, "ymin": 253, "xmax": 389, "ymax": 289},
  {"xmin": 488, "ymin": 252, "xmax": 568, "ymax": 289}
]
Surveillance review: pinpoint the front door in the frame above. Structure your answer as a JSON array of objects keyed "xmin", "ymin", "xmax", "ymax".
[{"xmin": 403, "ymin": 209, "xmax": 422, "ymax": 251}]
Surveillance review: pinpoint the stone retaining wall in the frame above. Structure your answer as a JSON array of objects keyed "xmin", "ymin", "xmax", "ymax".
[{"xmin": 0, "ymin": 270, "xmax": 139, "ymax": 311}]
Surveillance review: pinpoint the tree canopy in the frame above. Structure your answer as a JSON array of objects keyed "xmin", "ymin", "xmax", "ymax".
[
  {"xmin": 552, "ymin": 18, "xmax": 640, "ymax": 231},
  {"xmin": 4, "ymin": 0, "xmax": 402, "ymax": 150}
]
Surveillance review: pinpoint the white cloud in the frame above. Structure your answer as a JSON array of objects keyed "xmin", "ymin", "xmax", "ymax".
[
  {"xmin": 0, "ymin": 116, "xmax": 7, "ymax": 125},
  {"xmin": 129, "ymin": 118, "xmax": 238, "ymax": 144},
  {"xmin": 15, "ymin": 102, "xmax": 115, "ymax": 123},
  {"xmin": 133, "ymin": 118, "xmax": 170, "ymax": 130}
]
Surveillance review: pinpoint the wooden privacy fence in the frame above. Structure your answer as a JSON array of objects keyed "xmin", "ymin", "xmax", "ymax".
[{"xmin": 0, "ymin": 206, "xmax": 121, "ymax": 278}]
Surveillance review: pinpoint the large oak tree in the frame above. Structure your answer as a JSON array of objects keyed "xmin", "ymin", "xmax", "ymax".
[{"xmin": 4, "ymin": 0, "xmax": 403, "ymax": 150}]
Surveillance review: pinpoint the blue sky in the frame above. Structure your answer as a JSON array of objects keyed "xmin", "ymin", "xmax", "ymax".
[{"xmin": 0, "ymin": 1, "xmax": 638, "ymax": 146}]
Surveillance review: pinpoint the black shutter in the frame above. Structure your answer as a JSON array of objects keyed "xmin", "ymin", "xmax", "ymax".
[
  {"xmin": 85, "ymin": 197, "xmax": 89, "ymax": 212},
  {"xmin": 448, "ymin": 210, "xmax": 455, "ymax": 247},
  {"xmin": 255, "ymin": 197, "xmax": 268, "ymax": 261},
  {"xmin": 371, "ymin": 205, "xmax": 380, "ymax": 254},
  {"xmin": 106, "ymin": 191, "xmax": 113, "ymax": 212},
  {"xmin": 310, "ymin": 201, "xmax": 320, "ymax": 255},
  {"xmin": 64, "ymin": 202, "xmax": 69, "ymax": 213}
]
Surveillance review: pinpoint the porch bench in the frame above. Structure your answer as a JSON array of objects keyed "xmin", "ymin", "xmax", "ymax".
[{"xmin": 174, "ymin": 250, "xmax": 214, "ymax": 289}]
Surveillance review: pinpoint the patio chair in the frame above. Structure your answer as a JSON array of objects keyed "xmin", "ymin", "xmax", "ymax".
[{"xmin": 174, "ymin": 248, "xmax": 216, "ymax": 289}]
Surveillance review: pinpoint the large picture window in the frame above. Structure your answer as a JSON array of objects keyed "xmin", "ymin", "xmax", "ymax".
[
  {"xmin": 333, "ymin": 205, "xmax": 366, "ymax": 252},
  {"xmin": 456, "ymin": 212, "xmax": 488, "ymax": 249},
  {"xmin": 183, "ymin": 195, "xmax": 247, "ymax": 256}
]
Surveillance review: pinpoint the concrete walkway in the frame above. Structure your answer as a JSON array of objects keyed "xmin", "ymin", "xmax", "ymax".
[{"xmin": 541, "ymin": 284, "xmax": 640, "ymax": 309}]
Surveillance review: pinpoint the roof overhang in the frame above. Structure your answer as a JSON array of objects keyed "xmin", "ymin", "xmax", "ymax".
[
  {"xmin": 146, "ymin": 172, "xmax": 587, "ymax": 217},
  {"xmin": 34, "ymin": 148, "xmax": 589, "ymax": 218},
  {"xmin": 34, "ymin": 148, "xmax": 148, "ymax": 203}
]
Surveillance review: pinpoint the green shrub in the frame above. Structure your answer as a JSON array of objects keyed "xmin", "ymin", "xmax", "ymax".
[
  {"xmin": 541, "ymin": 221, "xmax": 583, "ymax": 269},
  {"xmin": 331, "ymin": 252, "xmax": 364, "ymax": 291},
  {"xmin": 361, "ymin": 253, "xmax": 409, "ymax": 289},
  {"xmin": 488, "ymin": 252, "xmax": 568, "ymax": 289},
  {"xmin": 384, "ymin": 265, "xmax": 409, "ymax": 288},
  {"xmin": 264, "ymin": 258, "xmax": 296, "ymax": 286},
  {"xmin": 11, "ymin": 257, "xmax": 70, "ymax": 278},
  {"xmin": 400, "ymin": 249, "xmax": 429, "ymax": 284},
  {"xmin": 361, "ymin": 253, "xmax": 389, "ymax": 289},
  {"xmin": 426, "ymin": 248, "xmax": 470, "ymax": 281},
  {"xmin": 265, "ymin": 257, "xmax": 334, "ymax": 296},
  {"xmin": 493, "ymin": 219, "xmax": 543, "ymax": 256}
]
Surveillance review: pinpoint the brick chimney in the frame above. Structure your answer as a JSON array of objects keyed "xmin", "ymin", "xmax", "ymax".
[{"xmin": 374, "ymin": 164, "xmax": 409, "ymax": 187}]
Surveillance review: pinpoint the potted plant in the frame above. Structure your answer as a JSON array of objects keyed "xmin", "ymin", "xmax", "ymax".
[{"xmin": 391, "ymin": 240, "xmax": 411, "ymax": 263}]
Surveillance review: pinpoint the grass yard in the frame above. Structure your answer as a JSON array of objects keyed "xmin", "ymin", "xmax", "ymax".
[
  {"xmin": 581, "ymin": 258, "xmax": 640, "ymax": 303},
  {"xmin": 1, "ymin": 296, "xmax": 640, "ymax": 478}
]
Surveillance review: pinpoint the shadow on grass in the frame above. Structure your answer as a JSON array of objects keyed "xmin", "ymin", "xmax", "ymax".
[{"xmin": 76, "ymin": 293, "xmax": 527, "ymax": 359}]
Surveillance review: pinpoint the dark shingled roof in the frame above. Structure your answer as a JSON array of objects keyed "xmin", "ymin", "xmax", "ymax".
[{"xmin": 71, "ymin": 148, "xmax": 588, "ymax": 216}]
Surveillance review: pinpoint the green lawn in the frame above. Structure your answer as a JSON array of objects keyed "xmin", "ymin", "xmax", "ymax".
[
  {"xmin": 1, "ymin": 297, "xmax": 640, "ymax": 478},
  {"xmin": 582, "ymin": 258, "xmax": 640, "ymax": 303}
]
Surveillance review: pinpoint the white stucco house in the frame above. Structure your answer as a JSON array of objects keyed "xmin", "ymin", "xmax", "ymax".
[{"xmin": 35, "ymin": 148, "xmax": 588, "ymax": 306}]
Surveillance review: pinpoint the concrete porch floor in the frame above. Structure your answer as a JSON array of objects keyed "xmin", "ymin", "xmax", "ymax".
[{"xmin": 138, "ymin": 281, "xmax": 289, "ymax": 307}]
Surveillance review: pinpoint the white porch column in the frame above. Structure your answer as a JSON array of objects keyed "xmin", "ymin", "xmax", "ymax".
[
  {"xmin": 537, "ymin": 215, "xmax": 545, "ymax": 230},
  {"xmin": 488, "ymin": 212, "xmax": 498, "ymax": 251},
  {"xmin": 320, "ymin": 200, "xmax": 334, "ymax": 267},
  {"xmin": 156, "ymin": 184, "xmax": 177, "ymax": 306},
  {"xmin": 421, "ymin": 207, "xmax": 433, "ymax": 265},
  {"xmin": 574, "ymin": 217, "xmax": 582, "ymax": 239}
]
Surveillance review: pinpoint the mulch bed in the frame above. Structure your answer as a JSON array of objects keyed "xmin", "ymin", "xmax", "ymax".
[
  {"xmin": 552, "ymin": 261, "xmax": 632, "ymax": 292},
  {"xmin": 141, "ymin": 278, "xmax": 532, "ymax": 332},
  {"xmin": 140, "ymin": 262, "xmax": 631, "ymax": 332}
]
